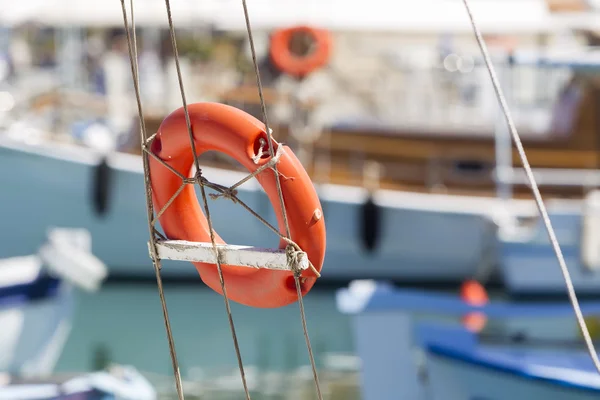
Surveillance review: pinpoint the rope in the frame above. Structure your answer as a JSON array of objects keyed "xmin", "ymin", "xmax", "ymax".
[
  {"xmin": 163, "ymin": 1, "xmax": 251, "ymax": 398},
  {"xmin": 119, "ymin": 0, "xmax": 600, "ymax": 396},
  {"xmin": 117, "ymin": 2, "xmax": 340, "ymax": 399},
  {"xmin": 241, "ymin": 1, "xmax": 323, "ymax": 397},
  {"xmin": 461, "ymin": 0, "xmax": 600, "ymax": 374},
  {"xmin": 118, "ymin": 2, "xmax": 185, "ymax": 400}
]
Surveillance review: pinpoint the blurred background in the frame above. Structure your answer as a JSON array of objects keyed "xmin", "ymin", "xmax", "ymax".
[{"xmin": 3, "ymin": 0, "xmax": 600, "ymax": 399}]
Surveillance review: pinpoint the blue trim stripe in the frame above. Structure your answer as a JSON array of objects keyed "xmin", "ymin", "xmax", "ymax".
[
  {"xmin": 338, "ymin": 284, "xmax": 600, "ymax": 317},
  {"xmin": 0, "ymin": 274, "xmax": 61, "ymax": 308}
]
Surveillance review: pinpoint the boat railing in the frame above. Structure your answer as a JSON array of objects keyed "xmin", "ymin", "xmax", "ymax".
[
  {"xmin": 338, "ymin": 57, "xmax": 568, "ymax": 135},
  {"xmin": 496, "ymin": 168, "xmax": 600, "ymax": 188},
  {"xmin": 3, "ymin": 41, "xmax": 585, "ymax": 135},
  {"xmin": 257, "ymin": 45, "xmax": 577, "ymax": 137}
]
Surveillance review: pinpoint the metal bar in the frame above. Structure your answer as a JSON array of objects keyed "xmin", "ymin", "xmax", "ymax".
[{"xmin": 152, "ymin": 240, "xmax": 308, "ymax": 271}]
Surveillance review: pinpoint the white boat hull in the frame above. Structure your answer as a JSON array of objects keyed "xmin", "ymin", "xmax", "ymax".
[
  {"xmin": 0, "ymin": 365, "xmax": 156, "ymax": 400},
  {"xmin": 0, "ymin": 230, "xmax": 107, "ymax": 377},
  {"xmin": 0, "ymin": 256, "xmax": 73, "ymax": 376},
  {"xmin": 499, "ymin": 197, "xmax": 600, "ymax": 295},
  {"xmin": 0, "ymin": 136, "xmax": 501, "ymax": 281}
]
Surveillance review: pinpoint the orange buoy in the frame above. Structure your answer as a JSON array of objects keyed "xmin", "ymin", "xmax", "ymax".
[
  {"xmin": 148, "ymin": 103, "xmax": 326, "ymax": 308},
  {"xmin": 269, "ymin": 25, "xmax": 332, "ymax": 78},
  {"xmin": 460, "ymin": 280, "xmax": 489, "ymax": 333}
]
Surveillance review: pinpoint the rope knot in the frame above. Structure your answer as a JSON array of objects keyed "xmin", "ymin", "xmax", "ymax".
[
  {"xmin": 286, "ymin": 244, "xmax": 309, "ymax": 276},
  {"xmin": 209, "ymin": 187, "xmax": 239, "ymax": 203},
  {"xmin": 183, "ymin": 169, "xmax": 204, "ymax": 185}
]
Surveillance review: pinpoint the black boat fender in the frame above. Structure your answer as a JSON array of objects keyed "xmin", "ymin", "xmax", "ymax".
[
  {"xmin": 358, "ymin": 194, "xmax": 381, "ymax": 253},
  {"xmin": 91, "ymin": 156, "xmax": 112, "ymax": 218}
]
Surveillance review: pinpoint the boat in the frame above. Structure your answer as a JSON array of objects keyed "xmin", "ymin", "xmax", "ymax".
[
  {"xmin": 0, "ymin": 25, "xmax": 584, "ymax": 286},
  {"xmin": 336, "ymin": 280, "xmax": 600, "ymax": 400},
  {"xmin": 3, "ymin": 1, "xmax": 600, "ymax": 292},
  {"xmin": 425, "ymin": 332, "xmax": 600, "ymax": 400},
  {"xmin": 0, "ymin": 227, "xmax": 157, "ymax": 399},
  {"xmin": 0, "ymin": 131, "xmax": 500, "ymax": 283},
  {"xmin": 0, "ymin": 365, "xmax": 156, "ymax": 400},
  {"xmin": 0, "ymin": 227, "xmax": 107, "ymax": 377},
  {"xmin": 81, "ymin": 1, "xmax": 600, "ymax": 399},
  {"xmin": 499, "ymin": 190, "xmax": 600, "ymax": 297},
  {"xmin": 1, "ymin": 37, "xmax": 517, "ymax": 286}
]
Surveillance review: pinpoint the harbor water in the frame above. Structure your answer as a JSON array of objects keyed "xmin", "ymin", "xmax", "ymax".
[{"xmin": 55, "ymin": 284, "xmax": 355, "ymax": 377}]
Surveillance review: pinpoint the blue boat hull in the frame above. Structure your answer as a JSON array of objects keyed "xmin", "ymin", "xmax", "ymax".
[
  {"xmin": 337, "ymin": 282, "xmax": 600, "ymax": 400},
  {"xmin": 426, "ymin": 347, "xmax": 600, "ymax": 400}
]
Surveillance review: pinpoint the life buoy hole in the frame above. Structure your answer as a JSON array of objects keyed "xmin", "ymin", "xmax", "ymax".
[
  {"xmin": 191, "ymin": 151, "xmax": 261, "ymax": 241},
  {"xmin": 288, "ymin": 30, "xmax": 316, "ymax": 58},
  {"xmin": 198, "ymin": 149, "xmax": 245, "ymax": 172},
  {"xmin": 192, "ymin": 150, "xmax": 278, "ymax": 242}
]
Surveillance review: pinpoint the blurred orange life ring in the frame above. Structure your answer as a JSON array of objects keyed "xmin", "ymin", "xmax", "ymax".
[
  {"xmin": 269, "ymin": 25, "xmax": 332, "ymax": 78},
  {"xmin": 460, "ymin": 279, "xmax": 489, "ymax": 333},
  {"xmin": 148, "ymin": 102, "xmax": 327, "ymax": 308}
]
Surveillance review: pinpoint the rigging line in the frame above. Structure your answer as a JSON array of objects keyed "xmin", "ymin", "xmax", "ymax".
[
  {"xmin": 162, "ymin": 1, "xmax": 252, "ymax": 398},
  {"xmin": 240, "ymin": 2, "xmax": 323, "ymax": 398},
  {"xmin": 460, "ymin": 0, "xmax": 600, "ymax": 374},
  {"xmin": 119, "ymin": 1, "xmax": 186, "ymax": 399},
  {"xmin": 240, "ymin": 0, "xmax": 290, "ymax": 238}
]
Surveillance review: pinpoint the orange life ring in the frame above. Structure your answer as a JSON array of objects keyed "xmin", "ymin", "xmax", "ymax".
[
  {"xmin": 269, "ymin": 25, "xmax": 332, "ymax": 78},
  {"xmin": 460, "ymin": 280, "xmax": 489, "ymax": 333},
  {"xmin": 148, "ymin": 102, "xmax": 327, "ymax": 308}
]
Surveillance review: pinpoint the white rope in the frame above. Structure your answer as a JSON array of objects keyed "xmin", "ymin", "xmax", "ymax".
[{"xmin": 461, "ymin": 0, "xmax": 600, "ymax": 373}]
